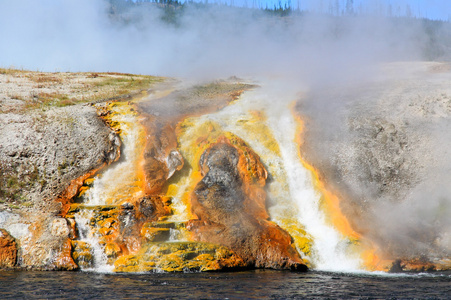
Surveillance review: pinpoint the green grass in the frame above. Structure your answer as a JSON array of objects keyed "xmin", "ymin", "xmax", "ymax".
[
  {"xmin": 91, "ymin": 74, "xmax": 164, "ymax": 99},
  {"xmin": 0, "ymin": 162, "xmax": 45, "ymax": 205},
  {"xmin": 1, "ymin": 69, "xmax": 165, "ymax": 113}
]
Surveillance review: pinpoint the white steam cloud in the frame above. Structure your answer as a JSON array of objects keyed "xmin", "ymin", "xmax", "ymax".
[{"xmin": 0, "ymin": 0, "xmax": 436, "ymax": 81}]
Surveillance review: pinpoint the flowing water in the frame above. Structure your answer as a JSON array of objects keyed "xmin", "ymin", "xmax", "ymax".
[
  {"xmin": 181, "ymin": 81, "xmax": 362, "ymax": 271},
  {"xmin": 2, "ymin": 82, "xmax": 448, "ymax": 298},
  {"xmin": 73, "ymin": 210, "xmax": 113, "ymax": 273},
  {"xmin": 261, "ymin": 87, "xmax": 362, "ymax": 272},
  {"xmin": 68, "ymin": 101, "xmax": 147, "ymax": 272},
  {"xmin": 83, "ymin": 103, "xmax": 146, "ymax": 206},
  {"xmin": 63, "ymin": 80, "xmax": 441, "ymax": 277},
  {"xmin": 73, "ymin": 81, "xmax": 364, "ymax": 272},
  {"xmin": 0, "ymin": 270, "xmax": 449, "ymax": 299}
]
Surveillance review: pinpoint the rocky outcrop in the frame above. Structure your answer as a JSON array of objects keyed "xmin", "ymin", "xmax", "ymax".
[
  {"xmin": 187, "ymin": 136, "xmax": 307, "ymax": 271},
  {"xmin": 388, "ymin": 258, "xmax": 451, "ymax": 273},
  {"xmin": 0, "ymin": 229, "xmax": 17, "ymax": 269},
  {"xmin": 0, "ymin": 76, "xmax": 308, "ymax": 273},
  {"xmin": 114, "ymin": 241, "xmax": 246, "ymax": 272},
  {"xmin": 0, "ymin": 103, "xmax": 120, "ymax": 270},
  {"xmin": 299, "ymin": 62, "xmax": 451, "ymax": 269},
  {"xmin": 0, "ymin": 105, "xmax": 119, "ymax": 208},
  {"xmin": 56, "ymin": 81, "xmax": 268, "ymax": 273},
  {"xmin": 137, "ymin": 81, "xmax": 255, "ymax": 197},
  {"xmin": 140, "ymin": 121, "xmax": 183, "ymax": 195},
  {"xmin": 66, "ymin": 81, "xmax": 308, "ymax": 273},
  {"xmin": 110, "ymin": 81, "xmax": 300, "ymax": 272}
]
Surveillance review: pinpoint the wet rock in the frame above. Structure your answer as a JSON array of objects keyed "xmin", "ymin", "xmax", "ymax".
[
  {"xmin": 120, "ymin": 202, "xmax": 134, "ymax": 210},
  {"xmin": 105, "ymin": 242, "xmax": 122, "ymax": 260},
  {"xmin": 140, "ymin": 225, "xmax": 170, "ymax": 242},
  {"xmin": 115, "ymin": 196, "xmax": 172, "ymax": 255},
  {"xmin": 51, "ymin": 218, "xmax": 70, "ymax": 238},
  {"xmin": 114, "ymin": 241, "xmax": 246, "ymax": 272},
  {"xmin": 0, "ymin": 229, "xmax": 17, "ymax": 269},
  {"xmin": 149, "ymin": 221, "xmax": 185, "ymax": 229},
  {"xmin": 51, "ymin": 238, "xmax": 78, "ymax": 271},
  {"xmin": 388, "ymin": 257, "xmax": 442, "ymax": 273},
  {"xmin": 188, "ymin": 136, "xmax": 307, "ymax": 271},
  {"xmin": 66, "ymin": 218, "xmax": 77, "ymax": 239},
  {"xmin": 135, "ymin": 195, "xmax": 171, "ymax": 220},
  {"xmin": 138, "ymin": 82, "xmax": 254, "ymax": 196},
  {"xmin": 118, "ymin": 205, "xmax": 138, "ymax": 238},
  {"xmin": 167, "ymin": 150, "xmax": 184, "ymax": 179},
  {"xmin": 71, "ymin": 240, "xmax": 94, "ymax": 269},
  {"xmin": 68, "ymin": 204, "xmax": 123, "ymax": 267},
  {"xmin": 194, "ymin": 144, "xmax": 244, "ymax": 220},
  {"xmin": 141, "ymin": 123, "xmax": 181, "ymax": 195}
]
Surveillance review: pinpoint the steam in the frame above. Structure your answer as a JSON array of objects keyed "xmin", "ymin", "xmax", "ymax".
[
  {"xmin": 301, "ymin": 63, "xmax": 451, "ymax": 262},
  {"xmin": 372, "ymin": 182, "xmax": 451, "ymax": 258},
  {"xmin": 0, "ymin": 0, "xmax": 438, "ymax": 80},
  {"xmin": 1, "ymin": 0, "xmax": 451, "ymax": 263}
]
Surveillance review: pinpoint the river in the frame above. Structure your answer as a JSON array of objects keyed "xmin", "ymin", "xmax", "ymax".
[{"xmin": 0, "ymin": 270, "xmax": 450, "ymax": 299}]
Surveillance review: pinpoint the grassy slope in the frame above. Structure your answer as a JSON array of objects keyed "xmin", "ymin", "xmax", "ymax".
[{"xmin": 0, "ymin": 68, "xmax": 164, "ymax": 113}]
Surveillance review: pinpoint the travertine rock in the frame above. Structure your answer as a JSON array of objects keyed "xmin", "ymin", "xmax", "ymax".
[
  {"xmin": 0, "ymin": 229, "xmax": 17, "ymax": 268},
  {"xmin": 188, "ymin": 137, "xmax": 307, "ymax": 271},
  {"xmin": 114, "ymin": 242, "xmax": 246, "ymax": 272},
  {"xmin": 300, "ymin": 62, "xmax": 451, "ymax": 268}
]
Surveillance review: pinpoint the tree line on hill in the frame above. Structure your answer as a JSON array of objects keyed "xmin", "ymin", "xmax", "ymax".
[
  {"xmin": 107, "ymin": 0, "xmax": 451, "ymax": 61},
  {"xmin": 109, "ymin": 0, "xmax": 450, "ymax": 20}
]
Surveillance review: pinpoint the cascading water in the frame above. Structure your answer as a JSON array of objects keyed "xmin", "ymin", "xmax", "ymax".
[
  {"xmin": 267, "ymin": 104, "xmax": 362, "ymax": 272},
  {"xmin": 73, "ymin": 210, "xmax": 113, "ymax": 272},
  {"xmin": 69, "ymin": 85, "xmax": 197, "ymax": 273},
  {"xmin": 71, "ymin": 100, "xmax": 147, "ymax": 272},
  {"xmin": 83, "ymin": 103, "xmax": 145, "ymax": 206},
  {"xmin": 183, "ymin": 80, "xmax": 363, "ymax": 271},
  {"xmin": 68, "ymin": 80, "xmax": 363, "ymax": 272}
]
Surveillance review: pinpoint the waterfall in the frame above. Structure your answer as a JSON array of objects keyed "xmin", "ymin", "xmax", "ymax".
[
  {"xmin": 69, "ymin": 80, "xmax": 363, "ymax": 272},
  {"xmin": 71, "ymin": 101, "xmax": 146, "ymax": 272},
  {"xmin": 192, "ymin": 80, "xmax": 362, "ymax": 271},
  {"xmin": 83, "ymin": 104, "xmax": 145, "ymax": 206},
  {"xmin": 73, "ymin": 210, "xmax": 113, "ymax": 273},
  {"xmin": 267, "ymin": 103, "xmax": 362, "ymax": 272}
]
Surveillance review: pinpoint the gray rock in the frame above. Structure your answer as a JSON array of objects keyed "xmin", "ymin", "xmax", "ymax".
[
  {"xmin": 0, "ymin": 103, "xmax": 118, "ymax": 269},
  {"xmin": 300, "ymin": 62, "xmax": 451, "ymax": 259}
]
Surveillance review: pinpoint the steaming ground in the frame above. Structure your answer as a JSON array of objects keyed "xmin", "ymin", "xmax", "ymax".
[{"xmin": 300, "ymin": 61, "xmax": 451, "ymax": 261}]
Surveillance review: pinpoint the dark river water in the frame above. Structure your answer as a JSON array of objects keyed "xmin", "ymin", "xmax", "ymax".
[{"xmin": 0, "ymin": 270, "xmax": 450, "ymax": 299}]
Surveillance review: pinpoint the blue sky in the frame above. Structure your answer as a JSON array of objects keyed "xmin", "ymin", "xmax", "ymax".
[
  {"xmin": 310, "ymin": 0, "xmax": 451, "ymax": 20},
  {"xmin": 391, "ymin": 0, "xmax": 450, "ymax": 20},
  {"xmin": 215, "ymin": 0, "xmax": 450, "ymax": 21}
]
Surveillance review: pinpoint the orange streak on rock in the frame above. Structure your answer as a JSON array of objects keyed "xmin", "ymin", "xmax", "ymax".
[
  {"xmin": 0, "ymin": 229, "xmax": 18, "ymax": 269},
  {"xmin": 57, "ymin": 166, "xmax": 105, "ymax": 217},
  {"xmin": 52, "ymin": 238, "xmax": 78, "ymax": 271},
  {"xmin": 140, "ymin": 120, "xmax": 182, "ymax": 196},
  {"xmin": 100, "ymin": 101, "xmax": 147, "ymax": 205},
  {"xmin": 293, "ymin": 111, "xmax": 360, "ymax": 241},
  {"xmin": 187, "ymin": 135, "xmax": 307, "ymax": 270},
  {"xmin": 361, "ymin": 248, "xmax": 388, "ymax": 271},
  {"xmin": 292, "ymin": 106, "xmax": 392, "ymax": 271}
]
